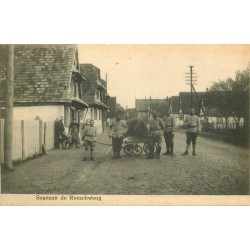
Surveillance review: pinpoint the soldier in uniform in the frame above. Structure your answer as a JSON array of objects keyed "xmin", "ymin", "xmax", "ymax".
[
  {"xmin": 81, "ymin": 119, "xmax": 97, "ymax": 161},
  {"xmin": 69, "ymin": 118, "xmax": 81, "ymax": 148},
  {"xmin": 109, "ymin": 113, "xmax": 128, "ymax": 159},
  {"xmin": 162, "ymin": 110, "xmax": 175, "ymax": 155},
  {"xmin": 147, "ymin": 111, "xmax": 165, "ymax": 159},
  {"xmin": 182, "ymin": 108, "xmax": 201, "ymax": 156}
]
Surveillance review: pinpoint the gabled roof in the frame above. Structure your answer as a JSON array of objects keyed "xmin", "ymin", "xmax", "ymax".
[
  {"xmin": 0, "ymin": 44, "xmax": 79, "ymax": 104},
  {"xmin": 80, "ymin": 64, "xmax": 110, "ymax": 109},
  {"xmin": 135, "ymin": 98, "xmax": 169, "ymax": 117}
]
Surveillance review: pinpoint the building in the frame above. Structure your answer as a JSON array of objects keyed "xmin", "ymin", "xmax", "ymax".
[
  {"xmin": 168, "ymin": 96, "xmax": 182, "ymax": 126},
  {"xmin": 135, "ymin": 97, "xmax": 169, "ymax": 120},
  {"xmin": 80, "ymin": 64, "xmax": 110, "ymax": 134},
  {"xmin": 0, "ymin": 44, "xmax": 88, "ymax": 125}
]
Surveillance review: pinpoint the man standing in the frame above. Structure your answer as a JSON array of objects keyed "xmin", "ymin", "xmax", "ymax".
[
  {"xmin": 69, "ymin": 118, "xmax": 80, "ymax": 148},
  {"xmin": 162, "ymin": 110, "xmax": 175, "ymax": 155},
  {"xmin": 109, "ymin": 113, "xmax": 128, "ymax": 159},
  {"xmin": 147, "ymin": 111, "xmax": 165, "ymax": 159},
  {"xmin": 182, "ymin": 108, "xmax": 201, "ymax": 156},
  {"xmin": 58, "ymin": 116, "xmax": 69, "ymax": 149},
  {"xmin": 81, "ymin": 120, "xmax": 97, "ymax": 161}
]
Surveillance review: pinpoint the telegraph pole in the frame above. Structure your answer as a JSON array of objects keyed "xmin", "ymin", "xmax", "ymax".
[
  {"xmin": 185, "ymin": 65, "xmax": 197, "ymax": 107},
  {"xmin": 185, "ymin": 65, "xmax": 208, "ymax": 121},
  {"xmin": 4, "ymin": 45, "xmax": 14, "ymax": 171}
]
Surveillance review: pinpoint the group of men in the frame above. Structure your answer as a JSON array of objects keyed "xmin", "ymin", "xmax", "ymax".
[
  {"xmin": 58, "ymin": 107, "xmax": 201, "ymax": 161},
  {"xmin": 58, "ymin": 116, "xmax": 81, "ymax": 149},
  {"xmin": 146, "ymin": 108, "xmax": 201, "ymax": 159}
]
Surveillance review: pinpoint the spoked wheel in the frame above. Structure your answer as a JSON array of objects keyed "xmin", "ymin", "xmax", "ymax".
[
  {"xmin": 123, "ymin": 144, "xmax": 134, "ymax": 155},
  {"xmin": 133, "ymin": 144, "xmax": 143, "ymax": 156},
  {"xmin": 143, "ymin": 143, "xmax": 157, "ymax": 154}
]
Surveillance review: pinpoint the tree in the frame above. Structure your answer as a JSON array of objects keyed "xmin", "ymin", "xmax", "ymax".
[
  {"xmin": 209, "ymin": 64, "xmax": 249, "ymax": 132},
  {"xmin": 209, "ymin": 78, "xmax": 234, "ymax": 130}
]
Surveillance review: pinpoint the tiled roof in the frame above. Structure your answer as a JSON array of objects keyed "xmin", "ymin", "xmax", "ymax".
[
  {"xmin": 80, "ymin": 64, "xmax": 100, "ymax": 104},
  {"xmin": 80, "ymin": 64, "xmax": 109, "ymax": 109},
  {"xmin": 0, "ymin": 44, "xmax": 77, "ymax": 104},
  {"xmin": 135, "ymin": 98, "xmax": 169, "ymax": 117}
]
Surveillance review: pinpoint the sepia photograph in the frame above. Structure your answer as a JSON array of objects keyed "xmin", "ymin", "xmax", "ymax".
[{"xmin": 0, "ymin": 44, "xmax": 249, "ymax": 205}]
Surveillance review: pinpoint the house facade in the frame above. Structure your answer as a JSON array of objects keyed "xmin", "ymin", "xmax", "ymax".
[
  {"xmin": 80, "ymin": 64, "xmax": 110, "ymax": 134},
  {"xmin": 135, "ymin": 97, "xmax": 169, "ymax": 120},
  {"xmin": 0, "ymin": 45, "xmax": 88, "ymax": 125}
]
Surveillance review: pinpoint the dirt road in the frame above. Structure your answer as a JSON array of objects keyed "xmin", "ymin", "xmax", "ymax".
[{"xmin": 1, "ymin": 132, "xmax": 249, "ymax": 194}]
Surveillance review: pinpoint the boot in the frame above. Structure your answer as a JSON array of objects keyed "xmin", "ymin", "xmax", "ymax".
[
  {"xmin": 192, "ymin": 145, "xmax": 196, "ymax": 156},
  {"xmin": 112, "ymin": 151, "xmax": 117, "ymax": 159},
  {"xmin": 170, "ymin": 145, "xmax": 174, "ymax": 155},
  {"xmin": 182, "ymin": 145, "xmax": 190, "ymax": 155},
  {"xmin": 117, "ymin": 151, "xmax": 121, "ymax": 158},
  {"xmin": 155, "ymin": 147, "xmax": 161, "ymax": 159},
  {"xmin": 90, "ymin": 151, "xmax": 95, "ymax": 161},
  {"xmin": 163, "ymin": 146, "xmax": 170, "ymax": 155},
  {"xmin": 81, "ymin": 156, "xmax": 87, "ymax": 161}
]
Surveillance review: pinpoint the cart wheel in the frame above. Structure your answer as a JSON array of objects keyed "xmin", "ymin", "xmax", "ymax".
[
  {"xmin": 133, "ymin": 144, "xmax": 143, "ymax": 156},
  {"xmin": 143, "ymin": 143, "xmax": 157, "ymax": 154},
  {"xmin": 124, "ymin": 144, "xmax": 133, "ymax": 155},
  {"xmin": 143, "ymin": 143, "xmax": 151, "ymax": 154}
]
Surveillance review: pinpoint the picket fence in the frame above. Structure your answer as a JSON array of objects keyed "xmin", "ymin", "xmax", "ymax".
[{"xmin": 0, "ymin": 119, "xmax": 55, "ymax": 164}]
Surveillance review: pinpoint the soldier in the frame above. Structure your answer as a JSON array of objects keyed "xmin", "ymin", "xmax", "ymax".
[
  {"xmin": 81, "ymin": 120, "xmax": 97, "ymax": 161},
  {"xmin": 69, "ymin": 118, "xmax": 81, "ymax": 148},
  {"xmin": 109, "ymin": 113, "xmax": 128, "ymax": 159},
  {"xmin": 162, "ymin": 110, "xmax": 175, "ymax": 155},
  {"xmin": 182, "ymin": 108, "xmax": 201, "ymax": 156},
  {"xmin": 146, "ymin": 111, "xmax": 165, "ymax": 159}
]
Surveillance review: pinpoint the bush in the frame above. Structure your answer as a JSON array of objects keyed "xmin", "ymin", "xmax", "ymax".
[{"xmin": 126, "ymin": 118, "xmax": 148, "ymax": 137}]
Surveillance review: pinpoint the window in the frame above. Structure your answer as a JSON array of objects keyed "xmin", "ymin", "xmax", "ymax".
[
  {"xmin": 95, "ymin": 90, "xmax": 100, "ymax": 100},
  {"xmin": 99, "ymin": 109, "xmax": 101, "ymax": 120},
  {"xmin": 94, "ymin": 108, "xmax": 97, "ymax": 120}
]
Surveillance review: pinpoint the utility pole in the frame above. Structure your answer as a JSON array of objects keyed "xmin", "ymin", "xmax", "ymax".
[
  {"xmin": 185, "ymin": 65, "xmax": 197, "ymax": 107},
  {"xmin": 185, "ymin": 65, "xmax": 208, "ymax": 121},
  {"xmin": 4, "ymin": 45, "xmax": 14, "ymax": 171}
]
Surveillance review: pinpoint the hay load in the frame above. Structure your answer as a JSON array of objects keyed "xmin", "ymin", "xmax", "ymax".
[{"xmin": 126, "ymin": 118, "xmax": 149, "ymax": 137}]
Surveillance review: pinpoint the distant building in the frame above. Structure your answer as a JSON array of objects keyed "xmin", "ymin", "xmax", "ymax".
[
  {"xmin": 135, "ymin": 97, "xmax": 169, "ymax": 120},
  {"xmin": 80, "ymin": 64, "xmax": 110, "ymax": 134},
  {"xmin": 0, "ymin": 44, "xmax": 88, "ymax": 124}
]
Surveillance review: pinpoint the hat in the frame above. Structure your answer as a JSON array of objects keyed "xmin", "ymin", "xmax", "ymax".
[{"xmin": 152, "ymin": 111, "xmax": 157, "ymax": 115}]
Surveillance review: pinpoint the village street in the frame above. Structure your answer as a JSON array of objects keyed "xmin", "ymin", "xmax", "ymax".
[{"xmin": 1, "ymin": 131, "xmax": 249, "ymax": 195}]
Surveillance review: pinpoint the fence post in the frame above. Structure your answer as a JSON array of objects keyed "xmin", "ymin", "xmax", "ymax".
[
  {"xmin": 39, "ymin": 120, "xmax": 42, "ymax": 153},
  {"xmin": 42, "ymin": 122, "xmax": 47, "ymax": 154},
  {"xmin": 21, "ymin": 120, "xmax": 25, "ymax": 159}
]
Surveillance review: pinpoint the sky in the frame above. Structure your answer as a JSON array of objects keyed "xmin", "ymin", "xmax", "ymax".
[{"xmin": 78, "ymin": 45, "xmax": 250, "ymax": 108}]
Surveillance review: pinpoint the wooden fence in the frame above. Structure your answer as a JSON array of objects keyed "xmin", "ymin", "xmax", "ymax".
[{"xmin": 0, "ymin": 119, "xmax": 55, "ymax": 164}]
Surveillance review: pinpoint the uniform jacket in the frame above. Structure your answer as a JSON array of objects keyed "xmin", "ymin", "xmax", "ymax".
[
  {"xmin": 163, "ymin": 115, "xmax": 175, "ymax": 133},
  {"xmin": 82, "ymin": 125, "xmax": 97, "ymax": 142},
  {"xmin": 149, "ymin": 117, "xmax": 165, "ymax": 136},
  {"xmin": 110, "ymin": 120, "xmax": 127, "ymax": 138},
  {"xmin": 184, "ymin": 115, "xmax": 201, "ymax": 133}
]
